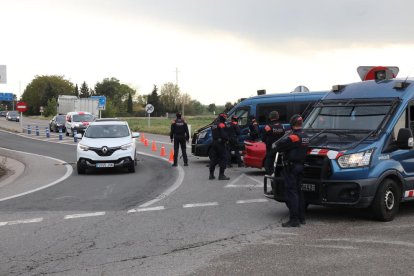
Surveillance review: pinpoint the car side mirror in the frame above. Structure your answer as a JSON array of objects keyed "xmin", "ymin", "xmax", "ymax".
[
  {"xmin": 397, "ymin": 128, "xmax": 413, "ymax": 149},
  {"xmin": 132, "ymin": 132, "xmax": 140, "ymax": 138}
]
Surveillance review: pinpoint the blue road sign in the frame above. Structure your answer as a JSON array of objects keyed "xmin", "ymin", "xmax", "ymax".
[
  {"xmin": 91, "ymin": 95, "xmax": 106, "ymax": 109},
  {"xmin": 0, "ymin": 92, "xmax": 14, "ymax": 101}
]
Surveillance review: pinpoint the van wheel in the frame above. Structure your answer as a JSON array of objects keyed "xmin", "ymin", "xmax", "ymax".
[{"xmin": 372, "ymin": 179, "xmax": 400, "ymax": 221}]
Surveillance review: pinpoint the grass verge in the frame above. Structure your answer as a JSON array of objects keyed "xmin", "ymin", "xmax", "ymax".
[{"xmin": 0, "ymin": 157, "xmax": 7, "ymax": 178}]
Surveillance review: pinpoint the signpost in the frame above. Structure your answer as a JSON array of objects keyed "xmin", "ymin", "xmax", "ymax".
[
  {"xmin": 91, "ymin": 95, "xmax": 106, "ymax": 118},
  {"xmin": 16, "ymin": 101, "xmax": 27, "ymax": 130},
  {"xmin": 145, "ymin": 104, "xmax": 154, "ymax": 128},
  {"xmin": 0, "ymin": 65, "xmax": 6, "ymax": 84}
]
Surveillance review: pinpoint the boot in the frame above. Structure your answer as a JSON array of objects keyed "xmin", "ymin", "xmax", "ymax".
[
  {"xmin": 282, "ymin": 220, "xmax": 300, "ymax": 227},
  {"xmin": 218, "ymin": 168, "xmax": 230, "ymax": 180},
  {"xmin": 209, "ymin": 171, "xmax": 215, "ymax": 180}
]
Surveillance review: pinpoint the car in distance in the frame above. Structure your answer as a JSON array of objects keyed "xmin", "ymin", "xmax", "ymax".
[
  {"xmin": 65, "ymin": 111, "xmax": 95, "ymax": 136},
  {"xmin": 6, "ymin": 111, "xmax": 20, "ymax": 122},
  {"xmin": 0, "ymin": 111, "xmax": 7, "ymax": 117},
  {"xmin": 49, "ymin": 114, "xmax": 67, "ymax": 132},
  {"xmin": 76, "ymin": 120, "xmax": 140, "ymax": 174}
]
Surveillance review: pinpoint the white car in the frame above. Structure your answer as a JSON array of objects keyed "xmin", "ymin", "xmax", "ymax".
[
  {"xmin": 76, "ymin": 120, "xmax": 140, "ymax": 174},
  {"xmin": 65, "ymin": 111, "xmax": 95, "ymax": 137}
]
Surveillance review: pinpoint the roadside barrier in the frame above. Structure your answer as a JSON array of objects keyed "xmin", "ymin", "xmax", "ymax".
[
  {"xmin": 160, "ymin": 144, "xmax": 166, "ymax": 157},
  {"xmin": 58, "ymin": 128, "xmax": 63, "ymax": 141},
  {"xmin": 73, "ymin": 129, "xmax": 78, "ymax": 143},
  {"xmin": 168, "ymin": 149, "xmax": 174, "ymax": 163},
  {"xmin": 151, "ymin": 140, "xmax": 157, "ymax": 152},
  {"xmin": 45, "ymin": 127, "xmax": 50, "ymax": 138},
  {"xmin": 27, "ymin": 125, "xmax": 31, "ymax": 135},
  {"xmin": 35, "ymin": 126, "xmax": 40, "ymax": 136}
]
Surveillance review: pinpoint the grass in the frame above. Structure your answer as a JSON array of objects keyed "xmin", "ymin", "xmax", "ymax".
[
  {"xmin": 125, "ymin": 116, "xmax": 215, "ymax": 136},
  {"xmin": 0, "ymin": 157, "xmax": 7, "ymax": 178}
]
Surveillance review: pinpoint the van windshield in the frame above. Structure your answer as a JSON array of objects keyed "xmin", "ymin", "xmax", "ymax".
[
  {"xmin": 305, "ymin": 104, "xmax": 392, "ymax": 131},
  {"xmin": 73, "ymin": 114, "xmax": 94, "ymax": 122}
]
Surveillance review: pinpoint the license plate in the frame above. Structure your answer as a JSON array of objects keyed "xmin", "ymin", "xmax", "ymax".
[
  {"xmin": 96, "ymin": 163, "xmax": 114, "ymax": 168},
  {"xmin": 301, "ymin": 183, "xmax": 316, "ymax": 192}
]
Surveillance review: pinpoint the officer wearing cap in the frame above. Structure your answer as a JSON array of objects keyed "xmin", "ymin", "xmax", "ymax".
[
  {"xmin": 272, "ymin": 114, "xmax": 309, "ymax": 227},
  {"xmin": 209, "ymin": 113, "xmax": 230, "ymax": 180},
  {"xmin": 227, "ymin": 115, "xmax": 243, "ymax": 168},
  {"xmin": 263, "ymin": 111, "xmax": 285, "ymax": 176},
  {"xmin": 248, "ymin": 115, "xmax": 260, "ymax": 141},
  {"xmin": 170, "ymin": 112, "xmax": 189, "ymax": 167}
]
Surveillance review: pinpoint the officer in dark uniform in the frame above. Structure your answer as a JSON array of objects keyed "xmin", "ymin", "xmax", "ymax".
[
  {"xmin": 209, "ymin": 113, "xmax": 230, "ymax": 180},
  {"xmin": 272, "ymin": 114, "xmax": 309, "ymax": 227},
  {"xmin": 170, "ymin": 112, "xmax": 189, "ymax": 167},
  {"xmin": 227, "ymin": 115, "xmax": 243, "ymax": 168},
  {"xmin": 263, "ymin": 111, "xmax": 285, "ymax": 176},
  {"xmin": 248, "ymin": 115, "xmax": 260, "ymax": 141}
]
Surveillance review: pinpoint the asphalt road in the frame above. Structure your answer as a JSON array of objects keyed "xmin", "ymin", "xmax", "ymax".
[{"xmin": 1, "ymin": 118, "xmax": 414, "ymax": 275}]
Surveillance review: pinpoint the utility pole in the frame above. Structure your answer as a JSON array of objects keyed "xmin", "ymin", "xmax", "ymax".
[{"xmin": 175, "ymin": 67, "xmax": 184, "ymax": 117}]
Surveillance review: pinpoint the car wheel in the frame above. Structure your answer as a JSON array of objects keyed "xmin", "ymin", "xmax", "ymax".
[
  {"xmin": 128, "ymin": 163, "xmax": 136, "ymax": 173},
  {"xmin": 66, "ymin": 130, "xmax": 69, "ymax": 136},
  {"xmin": 372, "ymin": 178, "xmax": 400, "ymax": 221},
  {"xmin": 77, "ymin": 162, "xmax": 86, "ymax": 175}
]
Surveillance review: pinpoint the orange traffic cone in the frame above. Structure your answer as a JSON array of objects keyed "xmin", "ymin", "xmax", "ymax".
[
  {"xmin": 160, "ymin": 144, "xmax": 166, "ymax": 157},
  {"xmin": 144, "ymin": 139, "xmax": 149, "ymax": 147},
  {"xmin": 151, "ymin": 140, "xmax": 157, "ymax": 152},
  {"xmin": 168, "ymin": 149, "xmax": 174, "ymax": 163},
  {"xmin": 140, "ymin": 133, "xmax": 145, "ymax": 143}
]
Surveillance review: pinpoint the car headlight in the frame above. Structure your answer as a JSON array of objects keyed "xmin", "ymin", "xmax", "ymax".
[
  {"xmin": 198, "ymin": 130, "xmax": 208, "ymax": 139},
  {"xmin": 78, "ymin": 144, "xmax": 89, "ymax": 151},
  {"xmin": 337, "ymin": 148, "xmax": 374, "ymax": 169},
  {"xmin": 121, "ymin": 142, "xmax": 133, "ymax": 150}
]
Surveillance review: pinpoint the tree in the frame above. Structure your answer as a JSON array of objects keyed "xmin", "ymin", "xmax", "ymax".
[
  {"xmin": 127, "ymin": 92, "xmax": 133, "ymax": 114},
  {"xmin": 160, "ymin": 82, "xmax": 181, "ymax": 113},
  {"xmin": 208, "ymin": 103, "xmax": 216, "ymax": 113},
  {"xmin": 74, "ymin": 84, "xmax": 79, "ymax": 97},
  {"xmin": 22, "ymin": 75, "xmax": 74, "ymax": 115},
  {"xmin": 147, "ymin": 85, "xmax": 162, "ymax": 116},
  {"xmin": 80, "ymin": 81, "xmax": 90, "ymax": 98},
  {"xmin": 224, "ymin": 102, "xmax": 234, "ymax": 113},
  {"xmin": 43, "ymin": 98, "xmax": 57, "ymax": 117}
]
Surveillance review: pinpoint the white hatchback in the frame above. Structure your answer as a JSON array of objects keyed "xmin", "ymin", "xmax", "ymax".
[{"xmin": 76, "ymin": 120, "xmax": 140, "ymax": 174}]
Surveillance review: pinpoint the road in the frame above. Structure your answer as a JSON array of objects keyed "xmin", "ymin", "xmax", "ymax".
[{"xmin": 1, "ymin": 118, "xmax": 414, "ymax": 275}]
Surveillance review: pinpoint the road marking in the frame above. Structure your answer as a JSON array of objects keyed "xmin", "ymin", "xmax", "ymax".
[
  {"xmin": 322, "ymin": 238, "xmax": 414, "ymax": 247},
  {"xmin": 225, "ymin": 173, "xmax": 264, "ymax": 188},
  {"xmin": 128, "ymin": 206, "xmax": 165, "ymax": 213},
  {"xmin": 236, "ymin": 199, "xmax": 268, "ymax": 204},
  {"xmin": 64, "ymin": 212, "xmax": 106, "ymax": 219},
  {"xmin": 0, "ymin": 147, "xmax": 73, "ymax": 202},
  {"xmin": 183, "ymin": 202, "xmax": 219, "ymax": 208},
  {"xmin": 304, "ymin": 244, "xmax": 357, "ymax": 250},
  {"xmin": 0, "ymin": 217, "xmax": 43, "ymax": 227}
]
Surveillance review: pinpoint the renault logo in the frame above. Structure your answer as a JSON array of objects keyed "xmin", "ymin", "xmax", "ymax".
[{"xmin": 102, "ymin": 146, "xmax": 108, "ymax": 154}]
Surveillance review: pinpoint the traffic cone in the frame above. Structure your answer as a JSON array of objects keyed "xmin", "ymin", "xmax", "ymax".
[
  {"xmin": 160, "ymin": 144, "xmax": 166, "ymax": 157},
  {"xmin": 168, "ymin": 149, "xmax": 174, "ymax": 163},
  {"xmin": 151, "ymin": 140, "xmax": 157, "ymax": 152},
  {"xmin": 140, "ymin": 133, "xmax": 145, "ymax": 143},
  {"xmin": 144, "ymin": 139, "xmax": 149, "ymax": 147}
]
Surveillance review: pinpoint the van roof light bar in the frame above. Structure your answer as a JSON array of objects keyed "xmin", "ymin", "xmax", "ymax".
[
  {"xmin": 357, "ymin": 66, "xmax": 399, "ymax": 81},
  {"xmin": 332, "ymin": 84, "xmax": 346, "ymax": 92},
  {"xmin": 394, "ymin": 81, "xmax": 410, "ymax": 90}
]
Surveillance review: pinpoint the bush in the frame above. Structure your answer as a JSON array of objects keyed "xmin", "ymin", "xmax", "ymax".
[{"xmin": 0, "ymin": 157, "xmax": 7, "ymax": 178}]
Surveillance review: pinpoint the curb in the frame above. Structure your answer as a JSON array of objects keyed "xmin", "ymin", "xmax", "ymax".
[{"xmin": 0, "ymin": 155, "xmax": 25, "ymax": 189}]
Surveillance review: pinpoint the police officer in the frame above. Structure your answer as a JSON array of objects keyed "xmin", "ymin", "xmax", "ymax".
[
  {"xmin": 272, "ymin": 114, "xmax": 309, "ymax": 227},
  {"xmin": 227, "ymin": 115, "xmax": 243, "ymax": 168},
  {"xmin": 209, "ymin": 113, "xmax": 230, "ymax": 180},
  {"xmin": 248, "ymin": 115, "xmax": 260, "ymax": 141},
  {"xmin": 263, "ymin": 111, "xmax": 285, "ymax": 176},
  {"xmin": 170, "ymin": 112, "xmax": 189, "ymax": 167}
]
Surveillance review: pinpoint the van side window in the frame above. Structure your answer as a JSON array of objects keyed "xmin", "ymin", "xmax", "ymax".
[
  {"xmin": 410, "ymin": 105, "xmax": 414, "ymax": 134},
  {"xmin": 233, "ymin": 108, "xmax": 249, "ymax": 127},
  {"xmin": 393, "ymin": 110, "xmax": 407, "ymax": 141},
  {"xmin": 257, "ymin": 105, "xmax": 287, "ymax": 124}
]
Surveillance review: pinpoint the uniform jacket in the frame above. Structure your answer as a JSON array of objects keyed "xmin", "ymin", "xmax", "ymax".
[{"xmin": 170, "ymin": 118, "xmax": 189, "ymax": 140}]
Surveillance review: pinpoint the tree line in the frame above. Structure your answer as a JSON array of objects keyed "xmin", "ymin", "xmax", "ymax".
[{"xmin": 20, "ymin": 75, "xmax": 235, "ymax": 117}]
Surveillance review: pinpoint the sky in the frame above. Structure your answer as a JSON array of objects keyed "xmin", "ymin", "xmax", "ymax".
[{"xmin": 1, "ymin": 0, "xmax": 414, "ymax": 105}]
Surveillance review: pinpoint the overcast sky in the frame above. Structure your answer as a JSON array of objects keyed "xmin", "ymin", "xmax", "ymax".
[{"xmin": 1, "ymin": 0, "xmax": 414, "ymax": 105}]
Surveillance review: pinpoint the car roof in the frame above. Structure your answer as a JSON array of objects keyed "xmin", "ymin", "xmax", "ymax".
[{"xmin": 89, "ymin": 120, "xmax": 128, "ymax": 126}]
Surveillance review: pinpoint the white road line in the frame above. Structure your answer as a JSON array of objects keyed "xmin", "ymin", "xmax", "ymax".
[
  {"xmin": 236, "ymin": 199, "xmax": 268, "ymax": 204},
  {"xmin": 128, "ymin": 206, "xmax": 165, "ymax": 213},
  {"xmin": 246, "ymin": 176, "xmax": 264, "ymax": 186},
  {"xmin": 0, "ymin": 147, "xmax": 73, "ymax": 202},
  {"xmin": 183, "ymin": 202, "xmax": 219, "ymax": 208},
  {"xmin": 304, "ymin": 244, "xmax": 357, "ymax": 250},
  {"xmin": 225, "ymin": 174, "xmax": 245, "ymax": 188},
  {"xmin": 64, "ymin": 212, "xmax": 106, "ymax": 219},
  {"xmin": 0, "ymin": 217, "xmax": 43, "ymax": 227}
]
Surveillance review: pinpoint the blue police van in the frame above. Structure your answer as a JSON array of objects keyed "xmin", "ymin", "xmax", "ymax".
[
  {"xmin": 191, "ymin": 90, "xmax": 328, "ymax": 158},
  {"xmin": 268, "ymin": 66, "xmax": 414, "ymax": 221}
]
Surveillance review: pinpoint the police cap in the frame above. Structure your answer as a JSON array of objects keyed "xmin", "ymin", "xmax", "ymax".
[{"xmin": 289, "ymin": 114, "xmax": 303, "ymax": 127}]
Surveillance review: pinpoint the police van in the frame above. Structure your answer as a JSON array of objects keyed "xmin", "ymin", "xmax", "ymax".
[
  {"xmin": 191, "ymin": 90, "xmax": 328, "ymax": 159},
  {"xmin": 267, "ymin": 66, "xmax": 414, "ymax": 221}
]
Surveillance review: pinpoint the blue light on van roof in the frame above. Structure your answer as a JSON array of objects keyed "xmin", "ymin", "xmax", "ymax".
[{"xmin": 332, "ymin": 85, "xmax": 346, "ymax": 92}]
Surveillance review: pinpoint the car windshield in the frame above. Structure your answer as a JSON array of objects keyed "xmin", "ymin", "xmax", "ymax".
[
  {"xmin": 8, "ymin": 111, "xmax": 19, "ymax": 116},
  {"xmin": 304, "ymin": 104, "xmax": 392, "ymax": 131},
  {"xmin": 85, "ymin": 125, "xmax": 130, "ymax": 138},
  {"xmin": 73, "ymin": 114, "xmax": 94, "ymax": 122},
  {"xmin": 56, "ymin": 115, "xmax": 66, "ymax": 123}
]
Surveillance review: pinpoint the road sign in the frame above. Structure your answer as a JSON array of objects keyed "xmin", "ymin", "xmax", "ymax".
[
  {"xmin": 0, "ymin": 92, "xmax": 14, "ymax": 101},
  {"xmin": 0, "ymin": 65, "xmax": 6, "ymax": 84},
  {"xmin": 91, "ymin": 95, "xmax": 106, "ymax": 110},
  {"xmin": 16, "ymin": 101, "xmax": 28, "ymax": 112},
  {"xmin": 145, "ymin": 104, "xmax": 154, "ymax": 114}
]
